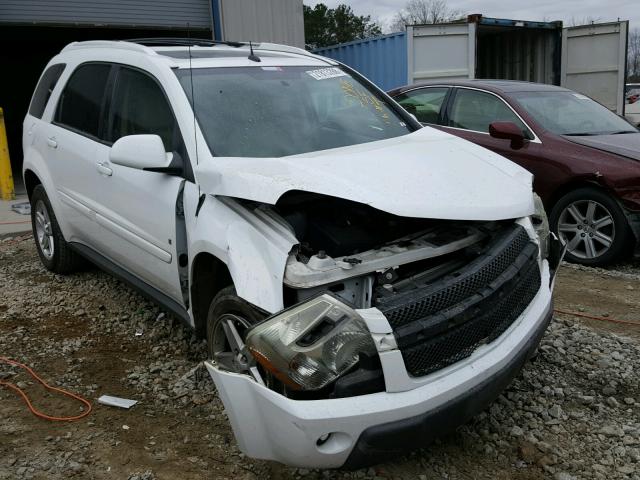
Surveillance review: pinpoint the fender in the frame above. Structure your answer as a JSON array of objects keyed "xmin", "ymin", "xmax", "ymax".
[
  {"xmin": 183, "ymin": 183, "xmax": 298, "ymax": 314},
  {"xmin": 22, "ymin": 152, "xmax": 72, "ymax": 240}
]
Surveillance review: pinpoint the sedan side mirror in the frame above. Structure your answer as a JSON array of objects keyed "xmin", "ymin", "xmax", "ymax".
[
  {"xmin": 110, "ymin": 134, "xmax": 171, "ymax": 170},
  {"xmin": 489, "ymin": 122, "xmax": 526, "ymax": 149}
]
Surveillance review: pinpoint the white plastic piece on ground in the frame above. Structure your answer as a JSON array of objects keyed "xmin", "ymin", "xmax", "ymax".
[
  {"xmin": 205, "ymin": 262, "xmax": 553, "ymax": 468},
  {"xmin": 97, "ymin": 395, "xmax": 138, "ymax": 409}
]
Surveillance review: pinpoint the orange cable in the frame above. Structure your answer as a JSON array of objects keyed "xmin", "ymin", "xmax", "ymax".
[
  {"xmin": 0, "ymin": 357, "xmax": 92, "ymax": 421},
  {"xmin": 554, "ymin": 309, "xmax": 639, "ymax": 326}
]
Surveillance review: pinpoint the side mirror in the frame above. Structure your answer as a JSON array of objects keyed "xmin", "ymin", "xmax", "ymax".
[
  {"xmin": 489, "ymin": 122, "xmax": 526, "ymax": 149},
  {"xmin": 109, "ymin": 134, "xmax": 171, "ymax": 170}
]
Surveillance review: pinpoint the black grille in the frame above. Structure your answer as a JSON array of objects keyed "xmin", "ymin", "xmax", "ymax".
[
  {"xmin": 376, "ymin": 225, "xmax": 541, "ymax": 377},
  {"xmin": 378, "ymin": 226, "xmax": 531, "ymax": 328}
]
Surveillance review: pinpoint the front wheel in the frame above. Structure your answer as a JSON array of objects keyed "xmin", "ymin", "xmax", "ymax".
[
  {"xmin": 549, "ymin": 187, "xmax": 631, "ymax": 266},
  {"xmin": 206, "ymin": 286, "xmax": 264, "ymax": 372}
]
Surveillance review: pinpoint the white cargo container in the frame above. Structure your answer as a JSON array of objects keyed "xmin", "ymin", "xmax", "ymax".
[
  {"xmin": 318, "ymin": 15, "xmax": 629, "ymax": 114},
  {"xmin": 408, "ymin": 16, "xmax": 628, "ymax": 114}
]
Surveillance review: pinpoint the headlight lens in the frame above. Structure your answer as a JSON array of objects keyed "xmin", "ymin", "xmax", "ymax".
[
  {"xmin": 245, "ymin": 294, "xmax": 376, "ymax": 391},
  {"xmin": 532, "ymin": 193, "xmax": 550, "ymax": 258}
]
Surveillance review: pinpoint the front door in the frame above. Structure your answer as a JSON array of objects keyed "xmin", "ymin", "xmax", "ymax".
[
  {"xmin": 91, "ymin": 66, "xmax": 187, "ymax": 303},
  {"xmin": 440, "ymin": 87, "xmax": 549, "ymax": 195}
]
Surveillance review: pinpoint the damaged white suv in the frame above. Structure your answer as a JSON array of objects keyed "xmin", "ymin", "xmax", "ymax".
[{"xmin": 23, "ymin": 39, "xmax": 563, "ymax": 469}]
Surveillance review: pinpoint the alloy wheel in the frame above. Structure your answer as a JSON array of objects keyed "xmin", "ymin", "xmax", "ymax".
[
  {"xmin": 211, "ymin": 313, "xmax": 253, "ymax": 373},
  {"xmin": 557, "ymin": 200, "xmax": 615, "ymax": 260},
  {"xmin": 34, "ymin": 200, "xmax": 55, "ymax": 260}
]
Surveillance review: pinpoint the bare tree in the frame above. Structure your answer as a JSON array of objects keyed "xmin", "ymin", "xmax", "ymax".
[
  {"xmin": 629, "ymin": 28, "xmax": 640, "ymax": 81},
  {"xmin": 390, "ymin": 0, "xmax": 465, "ymax": 32}
]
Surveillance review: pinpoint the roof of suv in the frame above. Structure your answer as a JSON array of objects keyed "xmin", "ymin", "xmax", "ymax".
[
  {"xmin": 389, "ymin": 79, "xmax": 572, "ymax": 96},
  {"xmin": 59, "ymin": 40, "xmax": 333, "ymax": 69}
]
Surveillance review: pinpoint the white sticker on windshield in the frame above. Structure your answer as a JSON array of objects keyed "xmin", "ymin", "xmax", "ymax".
[
  {"xmin": 306, "ymin": 67, "xmax": 347, "ymax": 80},
  {"xmin": 573, "ymin": 93, "xmax": 589, "ymax": 100}
]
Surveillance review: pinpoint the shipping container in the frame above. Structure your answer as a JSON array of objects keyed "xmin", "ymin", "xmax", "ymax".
[
  {"xmin": 315, "ymin": 15, "xmax": 629, "ymax": 114},
  {"xmin": 313, "ymin": 32, "xmax": 407, "ymax": 91}
]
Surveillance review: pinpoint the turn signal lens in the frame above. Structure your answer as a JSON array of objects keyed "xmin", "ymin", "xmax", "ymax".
[{"xmin": 245, "ymin": 294, "xmax": 376, "ymax": 391}]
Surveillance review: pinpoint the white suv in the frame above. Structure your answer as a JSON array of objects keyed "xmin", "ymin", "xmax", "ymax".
[{"xmin": 23, "ymin": 39, "xmax": 562, "ymax": 469}]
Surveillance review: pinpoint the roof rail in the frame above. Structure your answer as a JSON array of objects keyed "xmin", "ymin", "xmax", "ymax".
[
  {"xmin": 126, "ymin": 37, "xmax": 244, "ymax": 48},
  {"xmin": 61, "ymin": 40, "xmax": 156, "ymax": 55},
  {"xmin": 253, "ymin": 42, "xmax": 332, "ymax": 62}
]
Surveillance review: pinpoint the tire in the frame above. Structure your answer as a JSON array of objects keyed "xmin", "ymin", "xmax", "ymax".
[
  {"xmin": 206, "ymin": 286, "xmax": 264, "ymax": 367},
  {"xmin": 549, "ymin": 187, "xmax": 631, "ymax": 266},
  {"xmin": 30, "ymin": 185, "xmax": 84, "ymax": 274}
]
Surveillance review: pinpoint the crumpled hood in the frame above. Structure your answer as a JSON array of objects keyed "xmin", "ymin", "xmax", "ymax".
[
  {"xmin": 562, "ymin": 132, "xmax": 640, "ymax": 161},
  {"xmin": 196, "ymin": 127, "xmax": 534, "ymax": 220}
]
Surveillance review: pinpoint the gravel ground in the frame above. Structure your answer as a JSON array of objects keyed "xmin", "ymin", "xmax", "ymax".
[{"xmin": 1, "ymin": 233, "xmax": 639, "ymax": 480}]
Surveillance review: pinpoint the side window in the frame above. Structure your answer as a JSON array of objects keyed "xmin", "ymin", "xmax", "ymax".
[
  {"xmin": 55, "ymin": 63, "xmax": 111, "ymax": 138},
  {"xmin": 29, "ymin": 64, "xmax": 66, "ymax": 119},
  {"xmin": 448, "ymin": 89, "xmax": 531, "ymax": 137},
  {"xmin": 108, "ymin": 67, "xmax": 175, "ymax": 151},
  {"xmin": 395, "ymin": 88, "xmax": 449, "ymax": 124}
]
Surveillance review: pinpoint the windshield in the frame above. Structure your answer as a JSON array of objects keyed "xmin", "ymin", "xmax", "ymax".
[
  {"xmin": 513, "ymin": 91, "xmax": 637, "ymax": 136},
  {"xmin": 176, "ymin": 66, "xmax": 412, "ymax": 157}
]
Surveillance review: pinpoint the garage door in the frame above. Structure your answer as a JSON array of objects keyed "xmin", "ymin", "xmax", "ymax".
[{"xmin": 0, "ymin": 0, "xmax": 212, "ymax": 29}]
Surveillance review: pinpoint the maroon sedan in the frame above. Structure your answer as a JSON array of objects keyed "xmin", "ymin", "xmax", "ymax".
[{"xmin": 388, "ymin": 80, "xmax": 640, "ymax": 266}]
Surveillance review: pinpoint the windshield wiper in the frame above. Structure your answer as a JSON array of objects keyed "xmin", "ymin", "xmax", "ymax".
[{"xmin": 564, "ymin": 130, "xmax": 637, "ymax": 136}]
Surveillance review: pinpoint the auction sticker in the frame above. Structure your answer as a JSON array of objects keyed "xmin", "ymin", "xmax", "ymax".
[{"xmin": 306, "ymin": 67, "xmax": 347, "ymax": 80}]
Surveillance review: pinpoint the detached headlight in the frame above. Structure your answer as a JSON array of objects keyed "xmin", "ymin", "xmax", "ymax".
[
  {"xmin": 532, "ymin": 193, "xmax": 550, "ymax": 258},
  {"xmin": 245, "ymin": 294, "xmax": 376, "ymax": 391}
]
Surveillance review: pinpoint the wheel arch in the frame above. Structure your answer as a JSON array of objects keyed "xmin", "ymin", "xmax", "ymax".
[
  {"xmin": 24, "ymin": 169, "xmax": 42, "ymax": 199},
  {"xmin": 190, "ymin": 252, "xmax": 233, "ymax": 337},
  {"xmin": 545, "ymin": 178, "xmax": 612, "ymax": 212}
]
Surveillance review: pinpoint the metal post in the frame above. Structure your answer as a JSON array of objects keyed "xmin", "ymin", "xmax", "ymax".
[{"xmin": 0, "ymin": 107, "xmax": 15, "ymax": 201}]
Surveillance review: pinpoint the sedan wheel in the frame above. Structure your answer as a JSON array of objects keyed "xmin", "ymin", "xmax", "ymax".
[
  {"xmin": 550, "ymin": 187, "xmax": 631, "ymax": 266},
  {"xmin": 557, "ymin": 199, "xmax": 614, "ymax": 260}
]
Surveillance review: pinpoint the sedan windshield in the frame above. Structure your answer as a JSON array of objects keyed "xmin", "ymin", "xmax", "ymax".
[
  {"xmin": 176, "ymin": 66, "xmax": 412, "ymax": 157},
  {"xmin": 513, "ymin": 91, "xmax": 637, "ymax": 136}
]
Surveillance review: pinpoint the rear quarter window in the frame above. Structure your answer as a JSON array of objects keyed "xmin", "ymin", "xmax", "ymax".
[{"xmin": 29, "ymin": 64, "xmax": 66, "ymax": 119}]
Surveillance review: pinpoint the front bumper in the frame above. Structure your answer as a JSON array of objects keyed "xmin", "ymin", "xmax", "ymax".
[{"xmin": 205, "ymin": 262, "xmax": 554, "ymax": 469}]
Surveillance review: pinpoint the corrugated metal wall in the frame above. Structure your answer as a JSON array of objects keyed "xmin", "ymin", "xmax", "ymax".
[
  {"xmin": 218, "ymin": 0, "xmax": 304, "ymax": 48},
  {"xmin": 0, "ymin": 0, "xmax": 212, "ymax": 29},
  {"xmin": 313, "ymin": 33, "xmax": 408, "ymax": 91}
]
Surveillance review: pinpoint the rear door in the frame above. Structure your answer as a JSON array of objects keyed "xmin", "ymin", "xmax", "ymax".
[
  {"xmin": 561, "ymin": 21, "xmax": 628, "ymax": 114},
  {"xmin": 48, "ymin": 62, "xmax": 113, "ymax": 244},
  {"xmin": 407, "ymin": 23, "xmax": 475, "ymax": 84}
]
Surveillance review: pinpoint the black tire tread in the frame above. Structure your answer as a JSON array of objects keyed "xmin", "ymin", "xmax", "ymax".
[{"xmin": 205, "ymin": 286, "xmax": 264, "ymax": 359}]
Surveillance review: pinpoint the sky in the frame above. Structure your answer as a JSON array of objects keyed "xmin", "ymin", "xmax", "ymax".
[{"xmin": 306, "ymin": 0, "xmax": 638, "ymax": 33}]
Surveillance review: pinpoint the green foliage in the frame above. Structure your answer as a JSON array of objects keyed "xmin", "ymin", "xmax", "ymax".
[{"xmin": 304, "ymin": 3, "xmax": 382, "ymax": 49}]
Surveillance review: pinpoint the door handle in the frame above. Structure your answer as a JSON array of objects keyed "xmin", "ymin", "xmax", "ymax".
[
  {"xmin": 96, "ymin": 162, "xmax": 113, "ymax": 176},
  {"xmin": 46, "ymin": 137, "xmax": 57, "ymax": 149}
]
